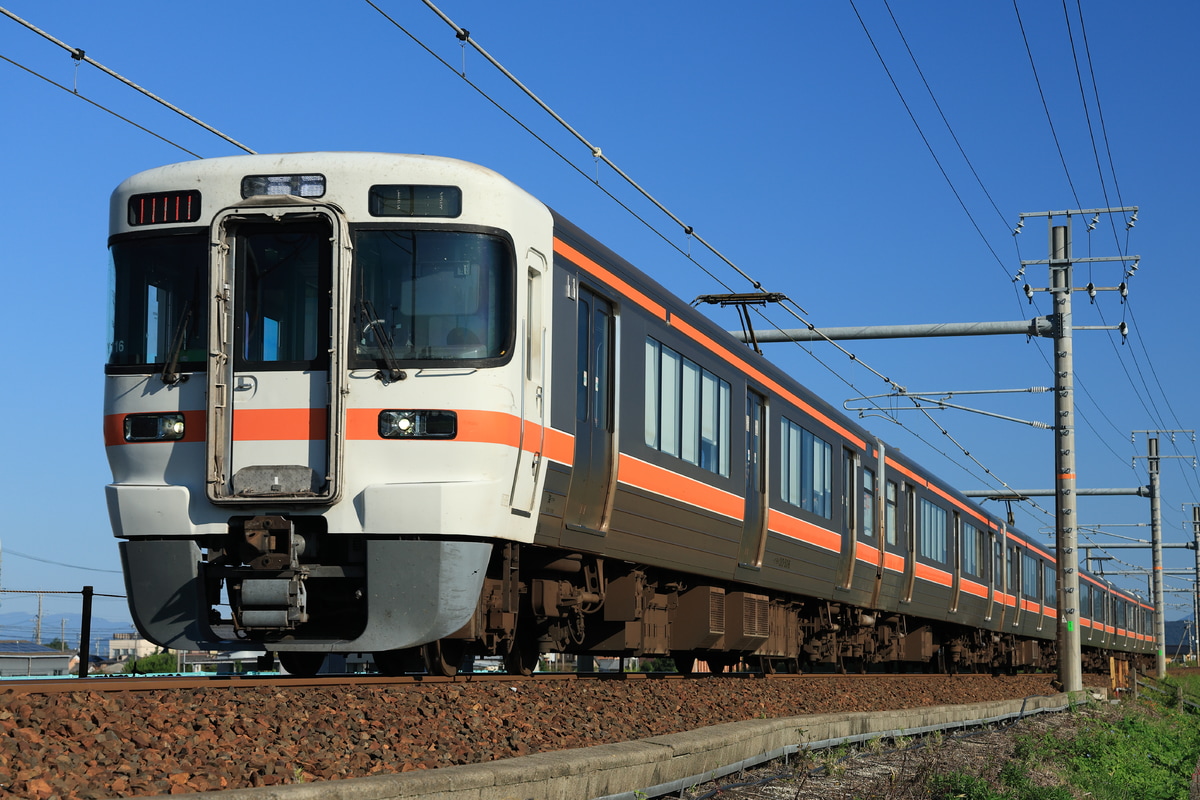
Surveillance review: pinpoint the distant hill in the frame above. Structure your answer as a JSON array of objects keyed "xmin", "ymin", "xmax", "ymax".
[{"xmin": 1165, "ymin": 618, "xmax": 1196, "ymax": 658}]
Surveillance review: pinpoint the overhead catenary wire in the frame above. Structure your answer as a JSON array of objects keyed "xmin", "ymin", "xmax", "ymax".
[
  {"xmin": 1012, "ymin": 0, "xmax": 1083, "ymax": 210},
  {"xmin": 851, "ymin": 0, "xmax": 1014, "ymax": 288},
  {"xmin": 0, "ymin": 6, "xmax": 254, "ymax": 155},
  {"xmin": 4, "ymin": 5, "xmax": 1183, "ymax": 600},
  {"xmin": 385, "ymin": 0, "xmax": 1096, "ymax": 528},
  {"xmin": 1072, "ymin": 0, "xmax": 1132, "ymax": 255},
  {"xmin": 0, "ymin": 51, "xmax": 202, "ymax": 158},
  {"xmin": 5, "ymin": 549, "xmax": 122, "ymax": 575},
  {"xmin": 4, "ymin": 1, "xmax": 1156, "ymax": 536},
  {"xmin": 408, "ymin": 0, "xmax": 764, "ymax": 295}
]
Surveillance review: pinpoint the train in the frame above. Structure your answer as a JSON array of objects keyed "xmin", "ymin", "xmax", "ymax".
[{"xmin": 103, "ymin": 152, "xmax": 1154, "ymax": 676}]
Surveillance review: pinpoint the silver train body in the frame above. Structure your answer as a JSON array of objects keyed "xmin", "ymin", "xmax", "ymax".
[{"xmin": 104, "ymin": 153, "xmax": 1153, "ymax": 674}]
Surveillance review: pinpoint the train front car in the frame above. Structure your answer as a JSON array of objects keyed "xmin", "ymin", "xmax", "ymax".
[{"xmin": 104, "ymin": 153, "xmax": 551, "ymax": 673}]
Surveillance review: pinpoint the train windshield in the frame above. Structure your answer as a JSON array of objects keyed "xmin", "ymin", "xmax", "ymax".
[
  {"xmin": 351, "ymin": 229, "xmax": 513, "ymax": 366},
  {"xmin": 107, "ymin": 233, "xmax": 208, "ymax": 370}
]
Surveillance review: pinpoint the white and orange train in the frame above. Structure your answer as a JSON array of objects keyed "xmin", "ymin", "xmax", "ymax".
[{"xmin": 104, "ymin": 153, "xmax": 1153, "ymax": 675}]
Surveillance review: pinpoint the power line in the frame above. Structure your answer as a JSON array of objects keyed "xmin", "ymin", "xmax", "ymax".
[
  {"xmin": 0, "ymin": 6, "xmax": 253, "ymax": 154},
  {"xmin": 385, "ymin": 0, "xmax": 1130, "ymax": 519},
  {"xmin": 1073, "ymin": 0, "xmax": 1130, "ymax": 250},
  {"xmin": 1012, "ymin": 0, "xmax": 1082, "ymax": 209},
  {"xmin": 4, "ymin": 549, "xmax": 122, "ymax": 574},
  {"xmin": 1061, "ymin": 0, "xmax": 1116, "ymax": 230},
  {"xmin": 849, "ymin": 0, "xmax": 1012, "ymax": 281},
  {"xmin": 0, "ymin": 52, "xmax": 202, "ymax": 158}
]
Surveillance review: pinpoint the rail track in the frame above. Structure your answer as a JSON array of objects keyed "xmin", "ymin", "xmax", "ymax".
[
  {"xmin": 0, "ymin": 670, "xmax": 1078, "ymax": 797},
  {"xmin": 1, "ymin": 664, "xmax": 1039, "ymax": 695}
]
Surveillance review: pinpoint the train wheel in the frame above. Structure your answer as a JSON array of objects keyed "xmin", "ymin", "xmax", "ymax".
[
  {"xmin": 504, "ymin": 636, "xmax": 539, "ymax": 676},
  {"xmin": 672, "ymin": 653, "xmax": 696, "ymax": 675},
  {"xmin": 374, "ymin": 648, "xmax": 422, "ymax": 676},
  {"xmin": 278, "ymin": 651, "xmax": 326, "ymax": 677},
  {"xmin": 423, "ymin": 639, "xmax": 465, "ymax": 677}
]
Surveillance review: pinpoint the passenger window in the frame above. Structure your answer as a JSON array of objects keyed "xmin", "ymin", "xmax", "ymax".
[
  {"xmin": 781, "ymin": 417, "xmax": 832, "ymax": 518},
  {"xmin": 918, "ymin": 499, "xmax": 947, "ymax": 563},
  {"xmin": 644, "ymin": 336, "xmax": 731, "ymax": 476},
  {"xmin": 862, "ymin": 468, "xmax": 877, "ymax": 540}
]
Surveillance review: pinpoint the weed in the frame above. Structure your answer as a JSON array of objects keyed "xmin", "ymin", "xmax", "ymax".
[{"xmin": 928, "ymin": 771, "xmax": 1000, "ymax": 800}]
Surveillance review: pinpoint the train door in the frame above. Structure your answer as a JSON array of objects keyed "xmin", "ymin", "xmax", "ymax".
[
  {"xmin": 986, "ymin": 528, "xmax": 1002, "ymax": 623},
  {"xmin": 737, "ymin": 389, "xmax": 768, "ymax": 567},
  {"xmin": 901, "ymin": 483, "xmax": 917, "ymax": 603},
  {"xmin": 1007, "ymin": 543, "xmax": 1023, "ymax": 628},
  {"xmin": 207, "ymin": 209, "xmax": 346, "ymax": 504},
  {"xmin": 948, "ymin": 513, "xmax": 962, "ymax": 614},
  {"xmin": 510, "ymin": 254, "xmax": 547, "ymax": 514},
  {"xmin": 564, "ymin": 286, "xmax": 615, "ymax": 534},
  {"xmin": 836, "ymin": 448, "xmax": 858, "ymax": 589},
  {"xmin": 867, "ymin": 444, "xmax": 887, "ymax": 610}
]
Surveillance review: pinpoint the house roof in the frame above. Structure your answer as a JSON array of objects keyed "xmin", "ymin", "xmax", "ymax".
[{"xmin": 0, "ymin": 641, "xmax": 68, "ymax": 655}]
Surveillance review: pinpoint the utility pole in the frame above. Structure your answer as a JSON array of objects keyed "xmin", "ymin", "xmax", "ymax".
[
  {"xmin": 732, "ymin": 205, "xmax": 1137, "ymax": 694},
  {"xmin": 1192, "ymin": 506, "xmax": 1200, "ymax": 661},
  {"xmin": 1017, "ymin": 207, "xmax": 1137, "ymax": 694},
  {"xmin": 1049, "ymin": 222, "xmax": 1083, "ymax": 693},
  {"xmin": 1132, "ymin": 431, "xmax": 1194, "ymax": 677},
  {"xmin": 1149, "ymin": 436, "xmax": 1165, "ymax": 678}
]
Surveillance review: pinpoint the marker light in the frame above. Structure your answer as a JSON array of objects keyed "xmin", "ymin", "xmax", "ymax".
[
  {"xmin": 240, "ymin": 174, "xmax": 326, "ymax": 199},
  {"xmin": 124, "ymin": 413, "xmax": 186, "ymax": 442},
  {"xmin": 128, "ymin": 190, "xmax": 201, "ymax": 226},
  {"xmin": 378, "ymin": 410, "xmax": 457, "ymax": 439}
]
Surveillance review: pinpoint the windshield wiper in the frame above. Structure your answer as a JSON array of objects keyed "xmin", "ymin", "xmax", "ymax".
[
  {"xmin": 359, "ymin": 300, "xmax": 406, "ymax": 384},
  {"xmin": 161, "ymin": 302, "xmax": 194, "ymax": 385}
]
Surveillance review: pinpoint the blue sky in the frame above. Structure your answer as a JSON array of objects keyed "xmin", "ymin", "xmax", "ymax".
[{"xmin": 0, "ymin": 1, "xmax": 1196, "ymax": 640}]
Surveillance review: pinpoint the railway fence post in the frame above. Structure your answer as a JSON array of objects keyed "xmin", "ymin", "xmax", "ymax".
[{"xmin": 78, "ymin": 586, "xmax": 93, "ymax": 679}]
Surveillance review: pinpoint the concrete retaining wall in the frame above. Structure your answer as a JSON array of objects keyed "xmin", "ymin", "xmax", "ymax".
[{"xmin": 192, "ymin": 690, "xmax": 1101, "ymax": 800}]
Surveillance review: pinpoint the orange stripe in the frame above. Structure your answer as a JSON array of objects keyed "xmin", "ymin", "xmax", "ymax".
[
  {"xmin": 885, "ymin": 457, "xmax": 993, "ymax": 529},
  {"xmin": 345, "ymin": 408, "xmax": 379, "ymax": 441},
  {"xmin": 914, "ymin": 561, "xmax": 953, "ymax": 588},
  {"xmin": 455, "ymin": 409, "xmax": 522, "ymax": 448},
  {"xmin": 768, "ymin": 509, "xmax": 841, "ymax": 553},
  {"xmin": 553, "ymin": 238, "xmax": 667, "ymax": 320},
  {"xmin": 855, "ymin": 540, "xmax": 878, "ymax": 564},
  {"xmin": 961, "ymin": 578, "xmax": 989, "ymax": 599},
  {"xmin": 346, "ymin": 408, "xmax": 545, "ymax": 450},
  {"xmin": 555, "ymin": 236, "xmax": 867, "ymax": 451},
  {"xmin": 232, "ymin": 408, "xmax": 326, "ymax": 441},
  {"xmin": 854, "ymin": 541, "xmax": 907, "ymax": 575},
  {"xmin": 355, "ymin": 409, "xmax": 576, "ymax": 465},
  {"xmin": 668, "ymin": 315, "xmax": 867, "ymax": 450},
  {"xmin": 618, "ymin": 454, "xmax": 743, "ymax": 520},
  {"xmin": 542, "ymin": 427, "xmax": 575, "ymax": 465}
]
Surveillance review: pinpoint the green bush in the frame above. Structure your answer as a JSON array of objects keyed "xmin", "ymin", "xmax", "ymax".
[
  {"xmin": 926, "ymin": 681, "xmax": 1200, "ymax": 800},
  {"xmin": 1007, "ymin": 703, "xmax": 1200, "ymax": 800},
  {"xmin": 929, "ymin": 772, "xmax": 1001, "ymax": 800},
  {"xmin": 122, "ymin": 652, "xmax": 179, "ymax": 674}
]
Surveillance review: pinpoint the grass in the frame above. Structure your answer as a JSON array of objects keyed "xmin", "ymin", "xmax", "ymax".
[{"xmin": 926, "ymin": 670, "xmax": 1200, "ymax": 800}]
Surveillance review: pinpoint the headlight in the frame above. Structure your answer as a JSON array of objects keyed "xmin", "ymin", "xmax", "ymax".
[
  {"xmin": 378, "ymin": 410, "xmax": 457, "ymax": 439},
  {"xmin": 240, "ymin": 173, "xmax": 326, "ymax": 198},
  {"xmin": 124, "ymin": 413, "xmax": 186, "ymax": 442}
]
